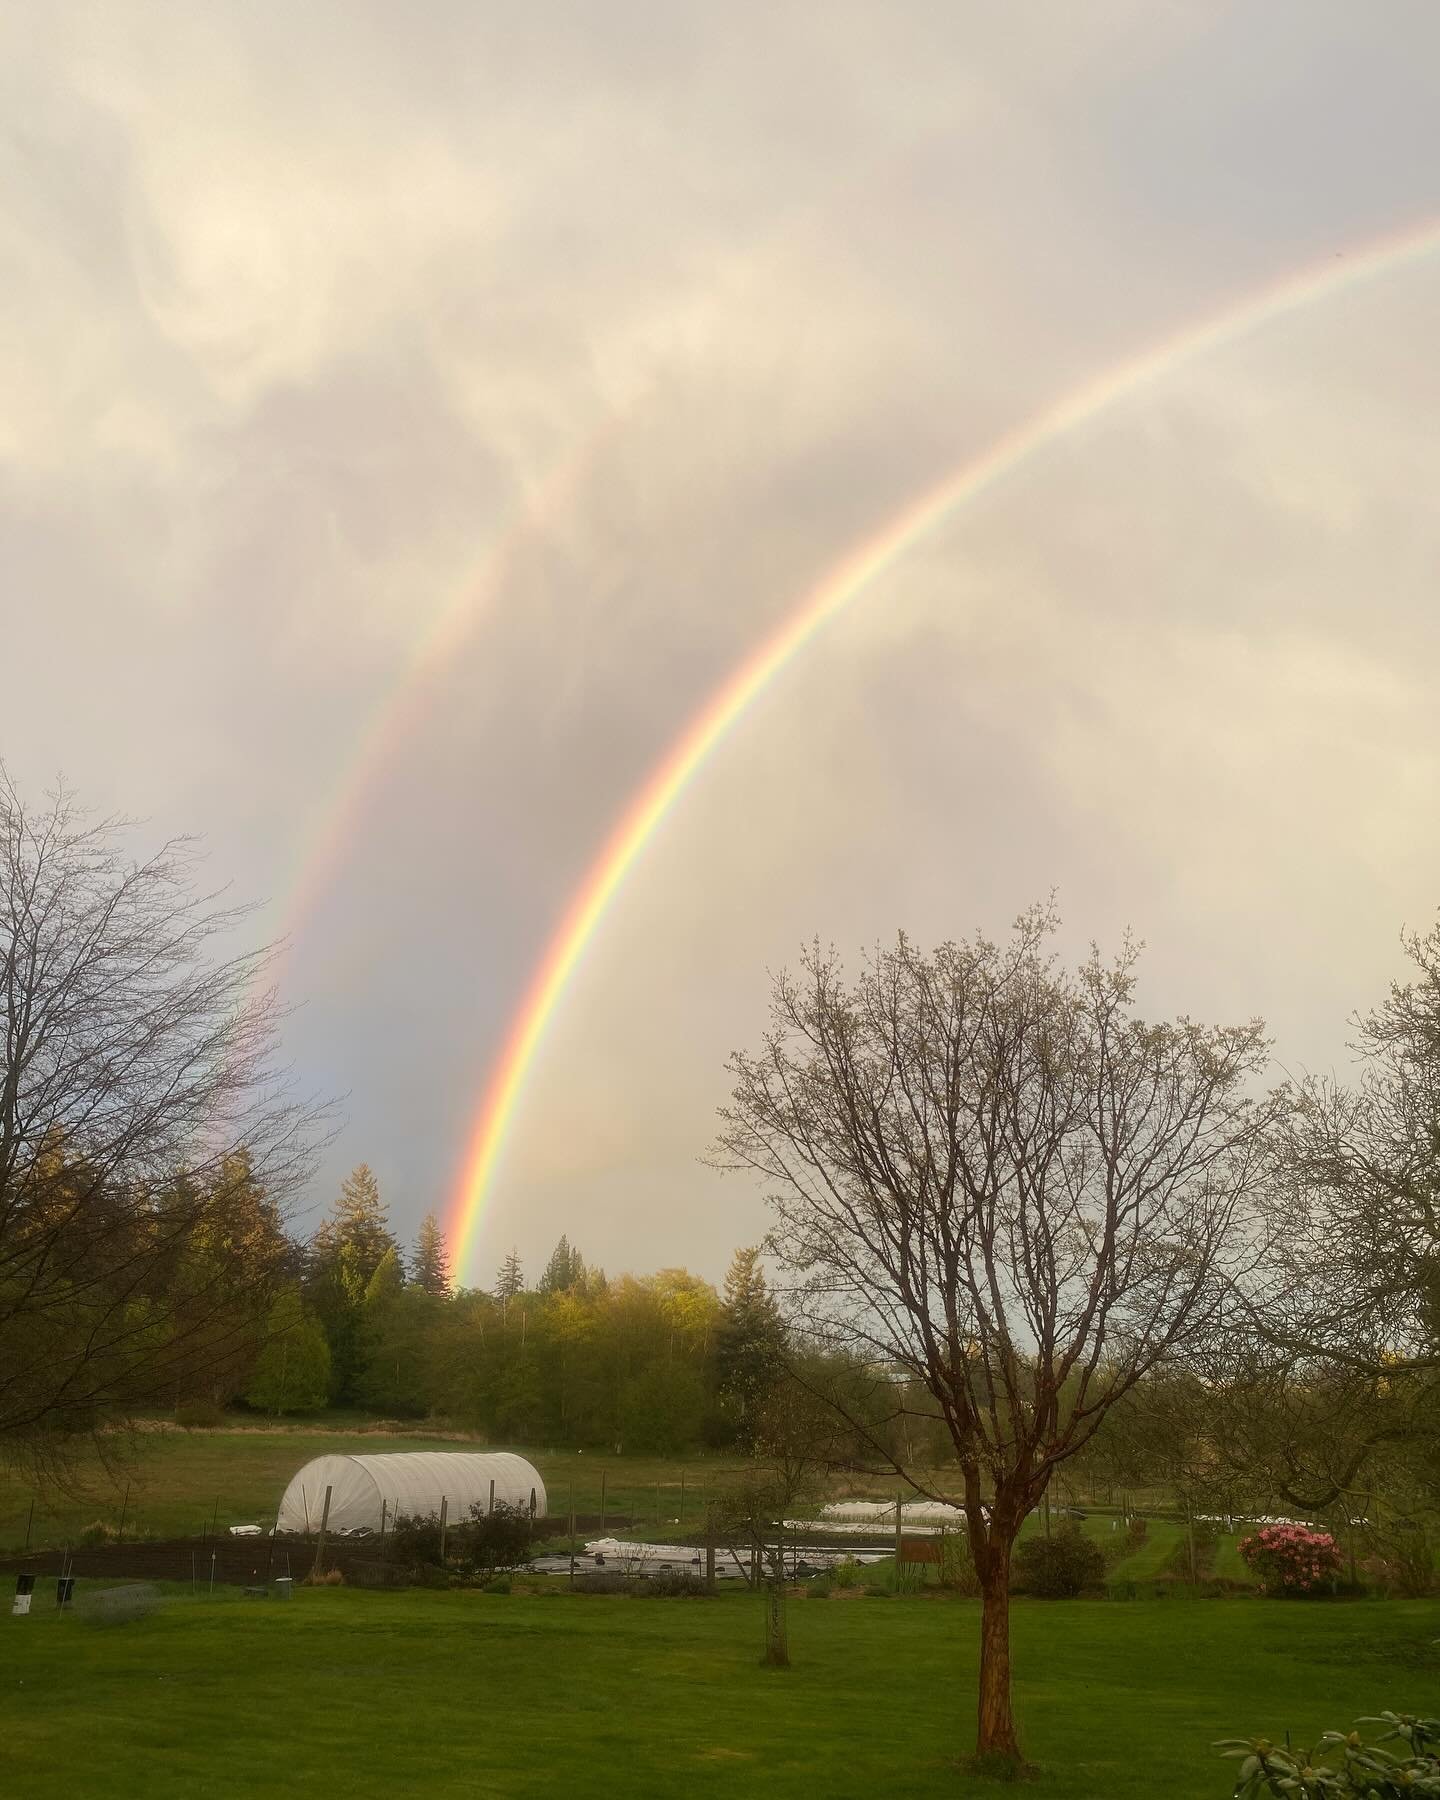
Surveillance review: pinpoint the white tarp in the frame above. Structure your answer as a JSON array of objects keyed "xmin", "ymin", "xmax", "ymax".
[{"xmin": 276, "ymin": 1451, "xmax": 547, "ymax": 1535}]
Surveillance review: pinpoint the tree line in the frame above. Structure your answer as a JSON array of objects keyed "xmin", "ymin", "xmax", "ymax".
[
  {"xmin": 6, "ymin": 769, "xmax": 1440, "ymax": 1770},
  {"xmin": 246, "ymin": 1168, "xmax": 792, "ymax": 1456}
]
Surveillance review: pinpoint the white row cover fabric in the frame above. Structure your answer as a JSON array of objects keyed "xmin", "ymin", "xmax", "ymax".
[
  {"xmin": 820, "ymin": 1499, "xmax": 965, "ymax": 1526},
  {"xmin": 276, "ymin": 1452, "xmax": 547, "ymax": 1535}
]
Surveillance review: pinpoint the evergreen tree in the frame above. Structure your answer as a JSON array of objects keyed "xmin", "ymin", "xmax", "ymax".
[
  {"xmin": 308, "ymin": 1164, "xmax": 399, "ymax": 1401},
  {"xmin": 494, "ymin": 1248, "xmax": 524, "ymax": 1305},
  {"xmin": 538, "ymin": 1234, "xmax": 585, "ymax": 1294},
  {"xmin": 715, "ymin": 1246, "xmax": 787, "ymax": 1439},
  {"xmin": 246, "ymin": 1286, "xmax": 331, "ymax": 1416},
  {"xmin": 412, "ymin": 1212, "xmax": 452, "ymax": 1297},
  {"xmin": 312, "ymin": 1164, "xmax": 397, "ymax": 1296}
]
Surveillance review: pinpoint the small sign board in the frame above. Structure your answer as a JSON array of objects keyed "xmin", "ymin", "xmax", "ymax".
[
  {"xmin": 12, "ymin": 1574, "xmax": 34, "ymax": 1616},
  {"xmin": 899, "ymin": 1536, "xmax": 942, "ymax": 1565}
]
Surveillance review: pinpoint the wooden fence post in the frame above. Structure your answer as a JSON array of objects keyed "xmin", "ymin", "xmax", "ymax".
[
  {"xmin": 313, "ymin": 1484, "xmax": 333, "ymax": 1577},
  {"xmin": 439, "ymin": 1496, "xmax": 449, "ymax": 1566},
  {"xmin": 894, "ymin": 1493, "xmax": 903, "ymax": 1576},
  {"xmin": 379, "ymin": 1499, "xmax": 388, "ymax": 1549},
  {"xmin": 117, "ymin": 1483, "xmax": 130, "ymax": 1546},
  {"xmin": 705, "ymin": 1504, "xmax": 716, "ymax": 1593},
  {"xmin": 679, "ymin": 1471, "xmax": 685, "ymax": 1527},
  {"xmin": 489, "ymin": 1478, "xmax": 496, "ymax": 1516},
  {"xmin": 599, "ymin": 1470, "xmax": 607, "ymax": 1535}
]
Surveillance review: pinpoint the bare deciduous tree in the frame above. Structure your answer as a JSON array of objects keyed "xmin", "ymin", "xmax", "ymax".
[
  {"xmin": 714, "ymin": 1371, "xmax": 838, "ymax": 1667},
  {"xmin": 0, "ymin": 771, "xmax": 328, "ymax": 1473},
  {"xmin": 714, "ymin": 906, "xmax": 1277, "ymax": 1765}
]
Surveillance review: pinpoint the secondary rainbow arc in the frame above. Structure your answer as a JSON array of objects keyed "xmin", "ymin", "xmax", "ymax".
[{"xmin": 447, "ymin": 214, "xmax": 1440, "ymax": 1284}]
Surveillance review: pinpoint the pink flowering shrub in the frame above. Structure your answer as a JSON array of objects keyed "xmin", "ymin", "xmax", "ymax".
[{"xmin": 1237, "ymin": 1523, "xmax": 1342, "ymax": 1596}]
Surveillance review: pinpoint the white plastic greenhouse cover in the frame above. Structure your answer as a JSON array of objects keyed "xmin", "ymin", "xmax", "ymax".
[{"xmin": 275, "ymin": 1452, "xmax": 547, "ymax": 1535}]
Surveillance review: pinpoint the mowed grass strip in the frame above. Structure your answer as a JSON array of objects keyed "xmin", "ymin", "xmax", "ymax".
[{"xmin": 2, "ymin": 1587, "xmax": 1434, "ymax": 1798}]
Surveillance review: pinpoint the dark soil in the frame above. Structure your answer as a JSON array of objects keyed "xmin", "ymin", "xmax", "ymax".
[{"xmin": 0, "ymin": 1516, "xmax": 636, "ymax": 1591}]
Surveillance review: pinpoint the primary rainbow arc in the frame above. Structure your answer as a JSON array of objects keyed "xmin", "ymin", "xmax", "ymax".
[{"xmin": 447, "ymin": 214, "xmax": 1440, "ymax": 1284}]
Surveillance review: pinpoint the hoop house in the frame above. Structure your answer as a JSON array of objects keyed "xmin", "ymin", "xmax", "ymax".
[{"xmin": 276, "ymin": 1451, "xmax": 546, "ymax": 1535}]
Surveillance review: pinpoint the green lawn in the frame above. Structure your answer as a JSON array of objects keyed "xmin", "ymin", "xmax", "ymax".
[{"xmin": 2, "ymin": 1584, "xmax": 1434, "ymax": 1797}]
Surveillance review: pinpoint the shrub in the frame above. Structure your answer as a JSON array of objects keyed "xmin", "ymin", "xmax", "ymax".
[
  {"xmin": 631, "ymin": 1569, "xmax": 707, "ymax": 1598},
  {"xmin": 939, "ymin": 1532, "xmax": 980, "ymax": 1596},
  {"xmin": 806, "ymin": 1577, "xmax": 832, "ymax": 1599},
  {"xmin": 458, "ymin": 1502, "xmax": 533, "ymax": 1581},
  {"xmin": 831, "ymin": 1555, "xmax": 865, "ymax": 1590},
  {"xmin": 175, "ymin": 1399, "xmax": 225, "ymax": 1430},
  {"xmin": 1013, "ymin": 1521, "xmax": 1106, "ymax": 1598},
  {"xmin": 385, "ymin": 1503, "xmax": 532, "ymax": 1584},
  {"xmin": 79, "ymin": 1521, "xmax": 117, "ymax": 1547},
  {"xmin": 1124, "ymin": 1515, "xmax": 1149, "ymax": 1552},
  {"xmin": 483, "ymin": 1575, "xmax": 511, "ymax": 1595},
  {"xmin": 1238, "ymin": 1524, "xmax": 1342, "ymax": 1596},
  {"xmin": 1217, "ymin": 1711, "xmax": 1440, "ymax": 1796}
]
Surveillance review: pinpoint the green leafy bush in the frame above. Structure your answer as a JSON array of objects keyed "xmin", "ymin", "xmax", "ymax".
[
  {"xmin": 385, "ymin": 1502, "xmax": 532, "ymax": 1584},
  {"xmin": 1217, "ymin": 1711, "xmax": 1440, "ymax": 1796},
  {"xmin": 1013, "ymin": 1521, "xmax": 1106, "ymax": 1598},
  {"xmin": 831, "ymin": 1555, "xmax": 864, "ymax": 1589},
  {"xmin": 1125, "ymin": 1515, "xmax": 1149, "ymax": 1552}
]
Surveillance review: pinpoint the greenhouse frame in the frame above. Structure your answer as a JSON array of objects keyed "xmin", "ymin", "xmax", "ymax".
[{"xmin": 276, "ymin": 1451, "xmax": 546, "ymax": 1535}]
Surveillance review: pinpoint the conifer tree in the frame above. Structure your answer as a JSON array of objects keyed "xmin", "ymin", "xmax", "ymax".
[
  {"xmin": 494, "ymin": 1248, "xmax": 524, "ymax": 1305},
  {"xmin": 539, "ymin": 1234, "xmax": 585, "ymax": 1294},
  {"xmin": 312, "ymin": 1164, "xmax": 396, "ymax": 1298},
  {"xmin": 308, "ymin": 1164, "xmax": 399, "ymax": 1401},
  {"xmin": 715, "ymin": 1246, "xmax": 787, "ymax": 1436},
  {"xmin": 412, "ymin": 1212, "xmax": 452, "ymax": 1297}
]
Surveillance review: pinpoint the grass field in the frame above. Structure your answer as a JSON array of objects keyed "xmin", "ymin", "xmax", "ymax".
[
  {"xmin": 0, "ymin": 1422, "xmax": 1234, "ymax": 1586},
  {"xmin": 0, "ymin": 1427, "xmax": 756, "ymax": 1549},
  {"xmin": 3, "ymin": 1582, "xmax": 1435, "ymax": 1797}
]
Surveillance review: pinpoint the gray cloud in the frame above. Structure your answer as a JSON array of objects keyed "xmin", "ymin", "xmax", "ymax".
[{"xmin": 4, "ymin": 1, "xmax": 1439, "ymax": 1282}]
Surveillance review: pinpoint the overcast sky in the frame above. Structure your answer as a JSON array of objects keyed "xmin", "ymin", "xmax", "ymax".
[{"xmin": 5, "ymin": 2, "xmax": 1439, "ymax": 1287}]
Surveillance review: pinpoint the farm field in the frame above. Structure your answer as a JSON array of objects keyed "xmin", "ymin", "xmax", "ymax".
[
  {"xmin": 0, "ymin": 1422, "xmax": 1260, "ymax": 1598},
  {"xmin": 0, "ymin": 1426, "xmax": 757, "ymax": 1550},
  {"xmin": 4, "ymin": 1584, "xmax": 1435, "ymax": 1798}
]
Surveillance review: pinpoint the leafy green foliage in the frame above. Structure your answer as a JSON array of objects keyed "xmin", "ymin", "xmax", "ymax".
[
  {"xmin": 1013, "ymin": 1520, "xmax": 1106, "ymax": 1598},
  {"xmin": 244, "ymin": 1286, "xmax": 331, "ymax": 1415},
  {"xmin": 1217, "ymin": 1712, "xmax": 1440, "ymax": 1796},
  {"xmin": 384, "ymin": 1501, "xmax": 533, "ymax": 1584}
]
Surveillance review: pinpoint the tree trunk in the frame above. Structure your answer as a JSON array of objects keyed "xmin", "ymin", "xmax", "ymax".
[
  {"xmin": 976, "ymin": 1543, "xmax": 1020, "ymax": 1761},
  {"xmin": 762, "ymin": 1531, "xmax": 789, "ymax": 1668},
  {"xmin": 763, "ymin": 1575, "xmax": 789, "ymax": 1666}
]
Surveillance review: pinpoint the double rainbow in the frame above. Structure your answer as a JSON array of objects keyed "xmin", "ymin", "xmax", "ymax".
[{"xmin": 431, "ymin": 220, "xmax": 1440, "ymax": 1282}]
